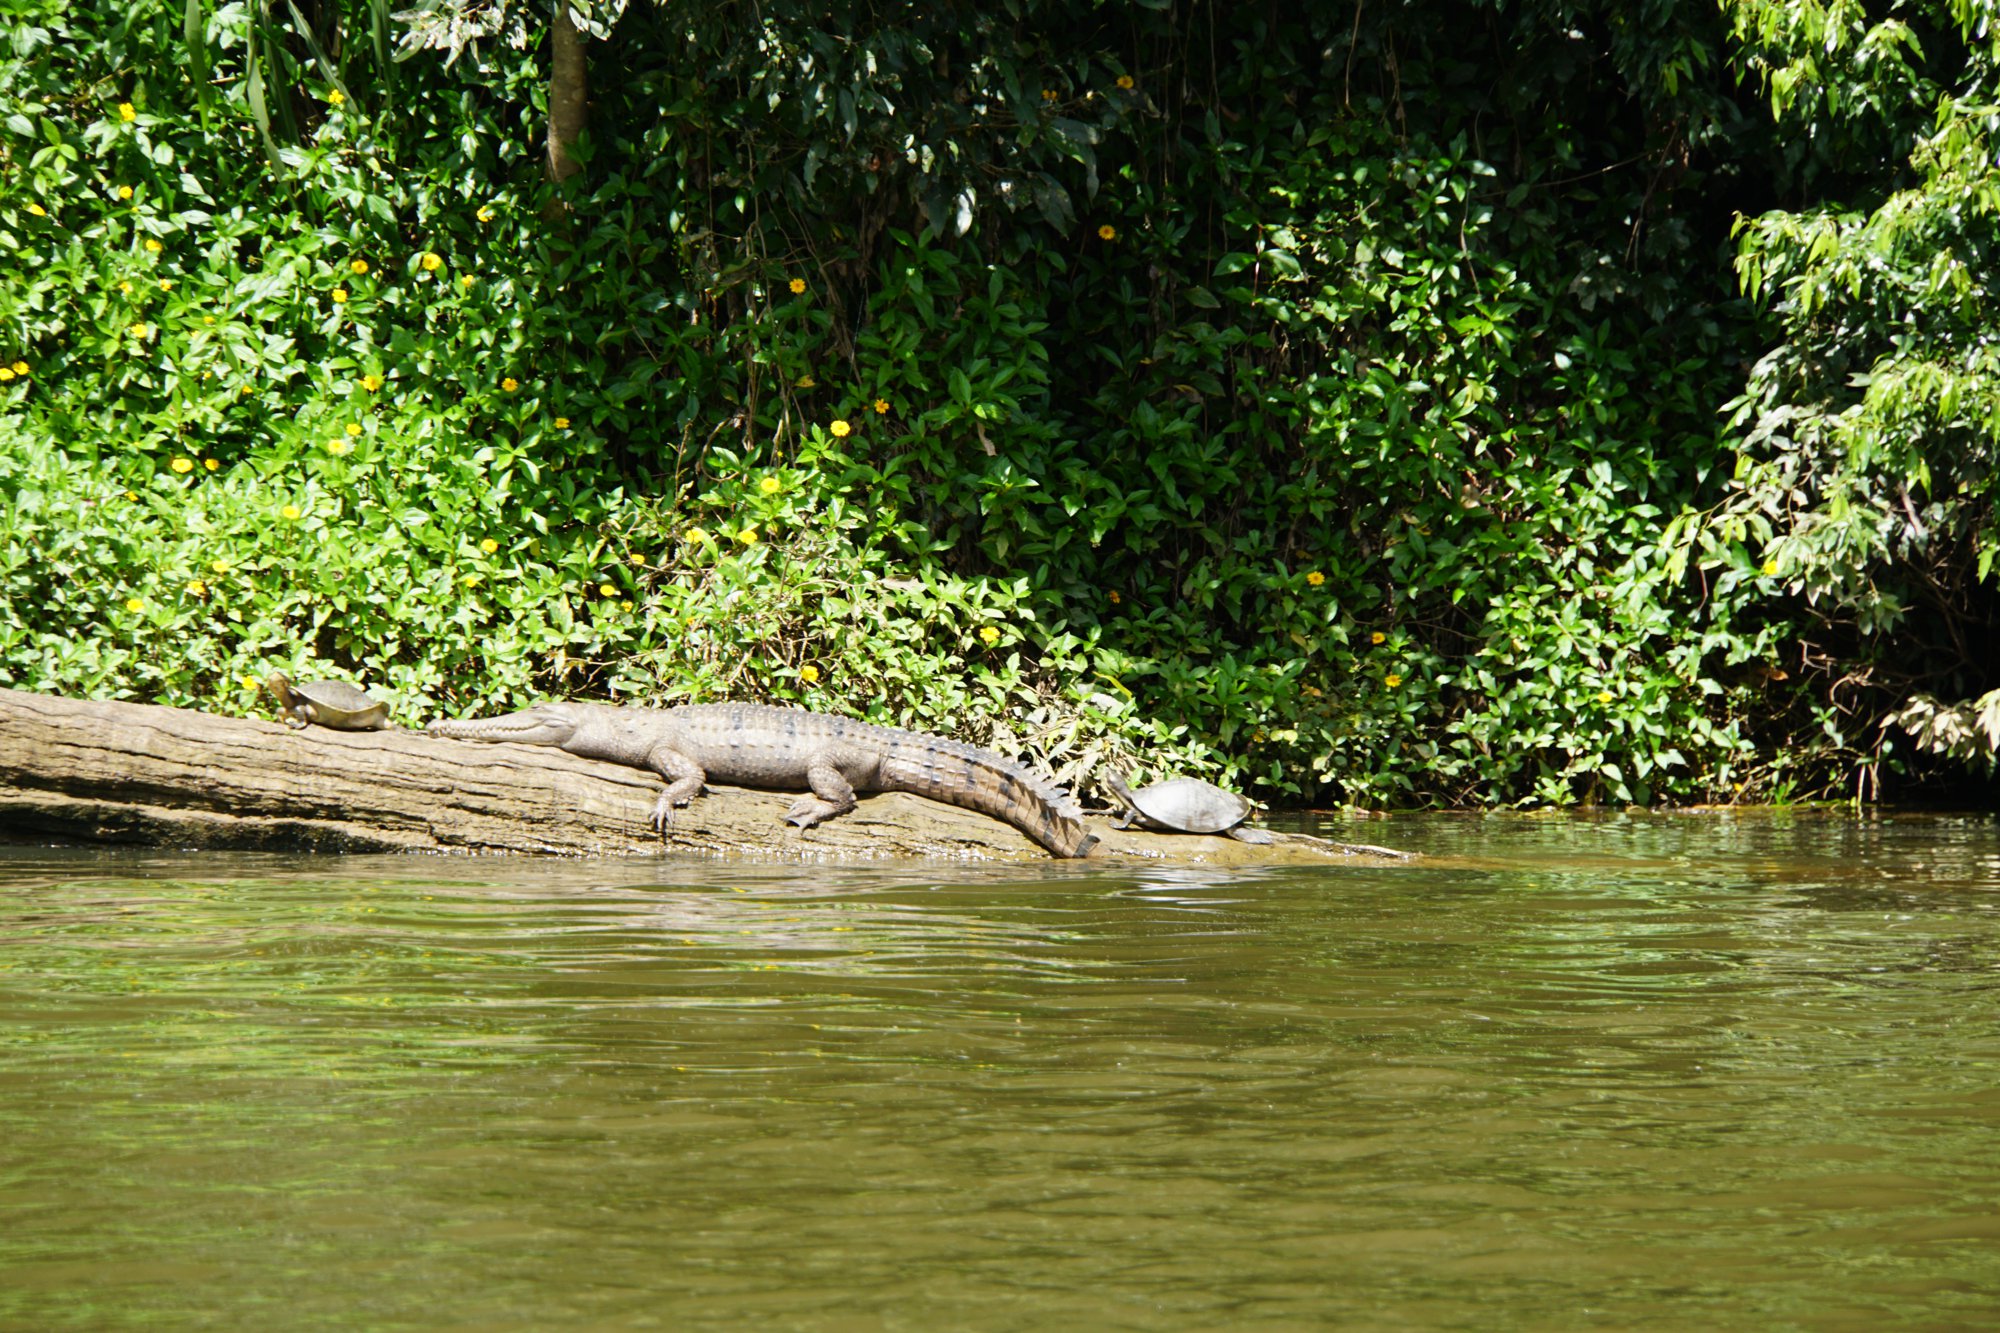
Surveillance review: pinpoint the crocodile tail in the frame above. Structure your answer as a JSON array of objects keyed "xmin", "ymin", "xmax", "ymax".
[{"xmin": 878, "ymin": 733, "xmax": 1099, "ymax": 858}]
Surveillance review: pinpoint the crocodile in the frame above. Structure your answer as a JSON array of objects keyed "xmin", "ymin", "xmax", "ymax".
[{"xmin": 424, "ymin": 701, "xmax": 1100, "ymax": 858}]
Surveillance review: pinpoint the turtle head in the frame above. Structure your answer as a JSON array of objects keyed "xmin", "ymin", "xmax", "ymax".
[
  {"xmin": 262, "ymin": 671, "xmax": 310, "ymax": 724},
  {"xmin": 425, "ymin": 702, "xmax": 585, "ymax": 746}
]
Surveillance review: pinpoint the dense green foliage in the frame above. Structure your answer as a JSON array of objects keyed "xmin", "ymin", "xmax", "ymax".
[
  {"xmin": 3, "ymin": 0, "xmax": 1997, "ymax": 804},
  {"xmin": 1714, "ymin": 0, "xmax": 2000, "ymax": 789}
]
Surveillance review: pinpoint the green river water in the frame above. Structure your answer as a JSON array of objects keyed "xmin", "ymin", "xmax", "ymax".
[{"xmin": 2, "ymin": 813, "xmax": 1998, "ymax": 1330}]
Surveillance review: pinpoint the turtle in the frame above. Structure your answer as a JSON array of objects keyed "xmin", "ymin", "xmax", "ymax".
[
  {"xmin": 263, "ymin": 671, "xmax": 392, "ymax": 731},
  {"xmin": 1103, "ymin": 771, "xmax": 1274, "ymax": 844}
]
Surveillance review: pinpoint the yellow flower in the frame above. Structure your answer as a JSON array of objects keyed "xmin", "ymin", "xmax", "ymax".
[
  {"xmin": 1385, "ymin": 673, "xmax": 1403, "ymax": 688},
  {"xmin": 1370, "ymin": 631, "xmax": 1386, "ymax": 645},
  {"xmin": 800, "ymin": 665, "xmax": 820, "ymax": 685},
  {"xmin": 738, "ymin": 527, "xmax": 759, "ymax": 545},
  {"xmin": 210, "ymin": 559, "xmax": 229, "ymax": 573},
  {"xmin": 327, "ymin": 439, "xmax": 351, "ymax": 456},
  {"xmin": 1098, "ymin": 224, "xmax": 1116, "ymax": 241},
  {"xmin": 327, "ymin": 90, "xmax": 344, "ymax": 106},
  {"xmin": 125, "ymin": 490, "xmax": 139, "ymax": 502},
  {"xmin": 476, "ymin": 206, "xmax": 494, "ymax": 223},
  {"xmin": 621, "ymin": 601, "xmax": 633, "ymax": 612},
  {"xmin": 331, "ymin": 288, "xmax": 348, "ymax": 304},
  {"xmin": 202, "ymin": 315, "xmax": 214, "ymax": 324},
  {"xmin": 345, "ymin": 423, "xmax": 362, "ymax": 437},
  {"xmin": 1116, "ymin": 74, "xmax": 1135, "ymax": 90},
  {"xmin": 480, "ymin": 538, "xmax": 499, "ymax": 554},
  {"xmin": 129, "ymin": 322, "xmax": 148, "ymax": 338},
  {"xmin": 117, "ymin": 185, "xmax": 133, "ymax": 200},
  {"xmin": 759, "ymin": 476, "xmax": 781, "ymax": 494},
  {"xmin": 144, "ymin": 239, "xmax": 161, "ymax": 253},
  {"xmin": 685, "ymin": 527, "xmax": 709, "ymax": 545},
  {"xmin": 349, "ymin": 259, "xmax": 368, "ymax": 274},
  {"xmin": 873, "ymin": 398, "xmax": 890, "ymax": 414},
  {"xmin": 125, "ymin": 596, "xmax": 144, "ymax": 612},
  {"xmin": 797, "ymin": 374, "xmax": 816, "ymax": 389},
  {"xmin": 0, "ymin": 369, "xmax": 11, "ymax": 383},
  {"xmin": 598, "ymin": 583, "xmax": 616, "ymax": 598},
  {"xmin": 119, "ymin": 282, "xmax": 133, "ymax": 294},
  {"xmin": 361, "ymin": 373, "xmax": 383, "ymax": 391},
  {"xmin": 203, "ymin": 458, "xmax": 218, "ymax": 471},
  {"xmin": 420, "ymin": 252, "xmax": 443, "ymax": 272},
  {"xmin": 27, "ymin": 203, "xmax": 46, "ymax": 217},
  {"xmin": 1305, "ymin": 570, "xmax": 1325, "ymax": 586},
  {"xmin": 460, "ymin": 274, "xmax": 475, "ymax": 288},
  {"xmin": 1596, "ymin": 691, "xmax": 1615, "ymax": 704},
  {"xmin": 241, "ymin": 385, "xmax": 253, "ymax": 395},
  {"xmin": 1042, "ymin": 89, "xmax": 1058, "ymax": 101},
  {"xmin": 829, "ymin": 418, "xmax": 851, "ymax": 438},
  {"xmin": 170, "ymin": 457, "xmax": 193, "ymax": 474},
  {"xmin": 627, "ymin": 552, "xmax": 645, "ymax": 565},
  {"xmin": 158, "ymin": 279, "xmax": 172, "ymax": 291},
  {"xmin": 239, "ymin": 674, "xmax": 261, "ymax": 691},
  {"xmin": 281, "ymin": 504, "xmax": 301, "ymax": 520},
  {"xmin": 554, "ymin": 416, "xmax": 570, "ymax": 428},
  {"xmin": 502, "ymin": 377, "xmax": 519, "ymax": 392},
  {"xmin": 979, "ymin": 626, "xmax": 1000, "ymax": 645},
  {"xmin": 789, "ymin": 278, "xmax": 806, "ymax": 294},
  {"xmin": 1108, "ymin": 590, "xmax": 1121, "ymax": 604},
  {"xmin": 186, "ymin": 580, "xmax": 206, "ymax": 597},
  {"xmin": 118, "ymin": 103, "xmax": 136, "ymax": 122},
  {"xmin": 1761, "ymin": 559, "xmax": 1779, "ymax": 576}
]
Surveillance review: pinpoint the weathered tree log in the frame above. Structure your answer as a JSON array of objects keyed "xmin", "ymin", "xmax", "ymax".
[{"xmin": 0, "ymin": 689, "xmax": 1408, "ymax": 865}]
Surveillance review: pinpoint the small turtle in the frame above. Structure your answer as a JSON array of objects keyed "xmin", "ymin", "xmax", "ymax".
[
  {"xmin": 1103, "ymin": 771, "xmax": 1274, "ymax": 844},
  {"xmin": 264, "ymin": 671, "xmax": 392, "ymax": 731}
]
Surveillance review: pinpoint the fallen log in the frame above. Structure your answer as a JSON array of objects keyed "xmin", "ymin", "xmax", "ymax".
[{"xmin": 0, "ymin": 688, "xmax": 1409, "ymax": 865}]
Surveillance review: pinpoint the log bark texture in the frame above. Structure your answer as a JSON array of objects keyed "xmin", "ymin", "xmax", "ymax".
[{"xmin": 0, "ymin": 689, "xmax": 1407, "ymax": 865}]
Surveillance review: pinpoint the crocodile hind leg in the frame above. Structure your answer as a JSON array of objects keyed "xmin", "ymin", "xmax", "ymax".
[{"xmin": 785, "ymin": 758, "xmax": 860, "ymax": 828}]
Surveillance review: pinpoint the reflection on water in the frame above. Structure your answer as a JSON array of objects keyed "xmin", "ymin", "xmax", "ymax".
[{"xmin": 3, "ymin": 814, "xmax": 1999, "ymax": 1328}]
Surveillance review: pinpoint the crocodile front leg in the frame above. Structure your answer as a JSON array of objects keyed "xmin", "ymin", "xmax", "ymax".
[
  {"xmin": 784, "ymin": 755, "xmax": 860, "ymax": 829},
  {"xmin": 643, "ymin": 743, "xmax": 709, "ymax": 832}
]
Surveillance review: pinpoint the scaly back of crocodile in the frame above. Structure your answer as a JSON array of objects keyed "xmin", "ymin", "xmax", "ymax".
[
  {"xmin": 666, "ymin": 704, "xmax": 1095, "ymax": 858},
  {"xmin": 866, "ymin": 721, "xmax": 1098, "ymax": 859}
]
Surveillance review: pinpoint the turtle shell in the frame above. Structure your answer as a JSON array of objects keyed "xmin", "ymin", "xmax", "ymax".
[
  {"xmin": 297, "ymin": 680, "xmax": 389, "ymax": 728},
  {"xmin": 1121, "ymin": 776, "xmax": 1254, "ymax": 835},
  {"xmin": 268, "ymin": 672, "xmax": 390, "ymax": 729}
]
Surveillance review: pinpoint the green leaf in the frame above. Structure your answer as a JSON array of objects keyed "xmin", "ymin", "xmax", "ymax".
[
  {"xmin": 184, "ymin": 0, "xmax": 211, "ymax": 128},
  {"xmin": 284, "ymin": 0, "xmax": 355, "ymax": 109}
]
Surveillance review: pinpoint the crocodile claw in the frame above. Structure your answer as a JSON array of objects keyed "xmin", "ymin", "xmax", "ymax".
[{"xmin": 785, "ymin": 796, "xmax": 844, "ymax": 829}]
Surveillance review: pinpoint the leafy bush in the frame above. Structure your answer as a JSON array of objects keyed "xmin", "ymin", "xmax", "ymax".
[
  {"xmin": 11, "ymin": 0, "xmax": 1956, "ymax": 807},
  {"xmin": 1705, "ymin": 0, "xmax": 2000, "ymax": 786}
]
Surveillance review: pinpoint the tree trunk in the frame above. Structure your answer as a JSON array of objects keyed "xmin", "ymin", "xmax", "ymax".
[
  {"xmin": 547, "ymin": 1, "xmax": 587, "ymax": 185},
  {"xmin": 0, "ymin": 690, "xmax": 1409, "ymax": 865}
]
